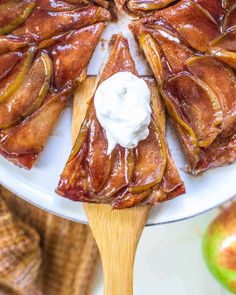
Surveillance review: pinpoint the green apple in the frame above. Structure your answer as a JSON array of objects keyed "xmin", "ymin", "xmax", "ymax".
[{"xmin": 203, "ymin": 203, "xmax": 236, "ymax": 293}]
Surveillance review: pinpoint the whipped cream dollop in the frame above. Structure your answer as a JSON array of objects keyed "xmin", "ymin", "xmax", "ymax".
[{"xmin": 94, "ymin": 72, "xmax": 151, "ymax": 154}]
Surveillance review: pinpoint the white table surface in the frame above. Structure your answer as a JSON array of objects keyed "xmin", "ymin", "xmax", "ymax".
[{"xmin": 91, "ymin": 208, "xmax": 232, "ymax": 295}]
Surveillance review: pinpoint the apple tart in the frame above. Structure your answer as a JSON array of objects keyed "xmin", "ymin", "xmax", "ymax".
[
  {"xmin": 56, "ymin": 34, "xmax": 185, "ymax": 209},
  {"xmin": 0, "ymin": 0, "xmax": 111, "ymax": 168},
  {"xmin": 131, "ymin": 0, "xmax": 236, "ymax": 174}
]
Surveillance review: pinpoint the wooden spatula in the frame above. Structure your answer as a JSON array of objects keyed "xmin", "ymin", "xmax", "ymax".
[{"xmin": 72, "ymin": 77, "xmax": 162, "ymax": 295}]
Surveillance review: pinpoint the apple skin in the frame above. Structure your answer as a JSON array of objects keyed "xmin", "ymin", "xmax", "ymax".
[{"xmin": 203, "ymin": 202, "xmax": 236, "ymax": 293}]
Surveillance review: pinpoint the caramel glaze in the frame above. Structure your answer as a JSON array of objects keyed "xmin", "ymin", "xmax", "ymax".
[
  {"xmin": 57, "ymin": 34, "xmax": 185, "ymax": 209},
  {"xmin": 0, "ymin": 1, "xmax": 110, "ymax": 168},
  {"xmin": 131, "ymin": 0, "xmax": 236, "ymax": 174}
]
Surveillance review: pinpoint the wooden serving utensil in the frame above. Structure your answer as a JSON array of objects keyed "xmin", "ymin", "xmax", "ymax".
[{"xmin": 72, "ymin": 77, "xmax": 162, "ymax": 295}]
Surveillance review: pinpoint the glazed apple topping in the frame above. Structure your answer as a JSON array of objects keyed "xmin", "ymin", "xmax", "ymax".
[
  {"xmin": 0, "ymin": 0, "xmax": 110, "ymax": 168},
  {"xmin": 131, "ymin": 0, "xmax": 236, "ymax": 174}
]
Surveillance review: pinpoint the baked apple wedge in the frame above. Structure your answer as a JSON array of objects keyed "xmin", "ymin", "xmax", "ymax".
[
  {"xmin": 0, "ymin": 0, "xmax": 35, "ymax": 35},
  {"xmin": 186, "ymin": 56, "xmax": 236, "ymax": 138},
  {"xmin": 0, "ymin": 36, "xmax": 28, "ymax": 55},
  {"xmin": 56, "ymin": 34, "xmax": 185, "ymax": 208},
  {"xmin": 0, "ymin": 52, "xmax": 22, "ymax": 81},
  {"xmin": 0, "ymin": 46, "xmax": 35, "ymax": 104},
  {"xmin": 12, "ymin": 4, "xmax": 110, "ymax": 43},
  {"xmin": 46, "ymin": 22, "xmax": 106, "ymax": 89},
  {"xmin": 0, "ymin": 52, "xmax": 52, "ymax": 129},
  {"xmin": 0, "ymin": 89, "xmax": 69, "ymax": 169},
  {"xmin": 131, "ymin": 0, "xmax": 236, "ymax": 174},
  {"xmin": 163, "ymin": 73, "xmax": 223, "ymax": 148}
]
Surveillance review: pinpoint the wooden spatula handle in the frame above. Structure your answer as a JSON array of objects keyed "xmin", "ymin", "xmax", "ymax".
[
  {"xmin": 102, "ymin": 237, "xmax": 134, "ymax": 295},
  {"xmin": 84, "ymin": 203, "xmax": 151, "ymax": 295}
]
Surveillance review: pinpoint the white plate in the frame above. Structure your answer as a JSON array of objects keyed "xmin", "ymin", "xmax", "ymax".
[{"xmin": 0, "ymin": 14, "xmax": 235, "ymax": 226}]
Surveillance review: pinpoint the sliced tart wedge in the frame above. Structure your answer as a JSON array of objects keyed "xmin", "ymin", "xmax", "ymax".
[
  {"xmin": 0, "ymin": 21, "xmax": 106, "ymax": 169},
  {"xmin": 12, "ymin": 5, "xmax": 110, "ymax": 43},
  {"xmin": 46, "ymin": 23, "xmax": 106, "ymax": 89},
  {"xmin": 57, "ymin": 34, "xmax": 185, "ymax": 209},
  {"xmin": 131, "ymin": 1, "xmax": 236, "ymax": 174}
]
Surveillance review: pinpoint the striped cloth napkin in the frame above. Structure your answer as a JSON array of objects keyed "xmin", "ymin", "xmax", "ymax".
[{"xmin": 0, "ymin": 186, "xmax": 98, "ymax": 295}]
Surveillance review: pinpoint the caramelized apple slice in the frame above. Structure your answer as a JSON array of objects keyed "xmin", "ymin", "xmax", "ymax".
[
  {"xmin": 0, "ymin": 52, "xmax": 21, "ymax": 81},
  {"xmin": 186, "ymin": 56, "xmax": 236, "ymax": 137},
  {"xmin": 129, "ymin": 121, "xmax": 166, "ymax": 193},
  {"xmin": 86, "ymin": 106, "xmax": 112, "ymax": 192},
  {"xmin": 48, "ymin": 23, "xmax": 106, "ymax": 89},
  {"xmin": 0, "ymin": 46, "xmax": 35, "ymax": 104},
  {"xmin": 150, "ymin": 26, "xmax": 192, "ymax": 74},
  {"xmin": 96, "ymin": 147, "xmax": 133, "ymax": 200},
  {"xmin": 128, "ymin": 0, "xmax": 175, "ymax": 12},
  {"xmin": 161, "ymin": 84, "xmax": 199, "ymax": 168},
  {"xmin": 0, "ymin": 90, "xmax": 68, "ymax": 163},
  {"xmin": 0, "ymin": 36, "xmax": 28, "ymax": 55},
  {"xmin": 209, "ymin": 47, "xmax": 236, "ymax": 69},
  {"xmin": 36, "ymin": 0, "xmax": 78, "ymax": 11},
  {"xmin": 12, "ymin": 5, "xmax": 111, "ymax": 43},
  {"xmin": 139, "ymin": 25, "xmax": 192, "ymax": 76},
  {"xmin": 0, "ymin": 53, "xmax": 52, "ymax": 129},
  {"xmin": 210, "ymin": 29, "xmax": 236, "ymax": 52},
  {"xmin": 193, "ymin": 0, "xmax": 224, "ymax": 22},
  {"xmin": 149, "ymin": 0, "xmax": 219, "ymax": 52},
  {"xmin": 56, "ymin": 143, "xmax": 88, "ymax": 200},
  {"xmin": 163, "ymin": 73, "xmax": 223, "ymax": 147},
  {"xmin": 222, "ymin": 4, "xmax": 236, "ymax": 32},
  {"xmin": 0, "ymin": 0, "xmax": 35, "ymax": 35},
  {"xmin": 139, "ymin": 33, "xmax": 164, "ymax": 86},
  {"xmin": 160, "ymin": 87, "xmax": 198, "ymax": 151},
  {"xmin": 57, "ymin": 103, "xmax": 91, "ymax": 198}
]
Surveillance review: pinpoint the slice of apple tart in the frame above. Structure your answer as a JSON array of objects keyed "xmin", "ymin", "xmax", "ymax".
[
  {"xmin": 131, "ymin": 0, "xmax": 236, "ymax": 174},
  {"xmin": 0, "ymin": 0, "xmax": 110, "ymax": 168},
  {"xmin": 56, "ymin": 34, "xmax": 185, "ymax": 209}
]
